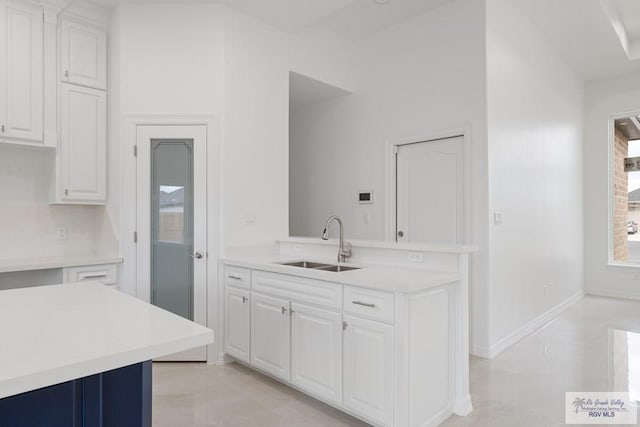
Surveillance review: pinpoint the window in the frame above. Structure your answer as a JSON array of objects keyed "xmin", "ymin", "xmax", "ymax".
[{"xmin": 611, "ymin": 114, "xmax": 640, "ymax": 264}]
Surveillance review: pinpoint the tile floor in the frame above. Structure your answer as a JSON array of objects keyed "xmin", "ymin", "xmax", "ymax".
[{"xmin": 152, "ymin": 296, "xmax": 640, "ymax": 426}]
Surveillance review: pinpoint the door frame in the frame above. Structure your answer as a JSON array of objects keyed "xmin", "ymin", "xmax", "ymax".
[
  {"xmin": 121, "ymin": 114, "xmax": 221, "ymax": 363},
  {"xmin": 385, "ymin": 125, "xmax": 472, "ymax": 243}
]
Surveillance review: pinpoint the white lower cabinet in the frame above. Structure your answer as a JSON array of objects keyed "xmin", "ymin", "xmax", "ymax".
[
  {"xmin": 62, "ymin": 263, "xmax": 118, "ymax": 289},
  {"xmin": 291, "ymin": 302, "xmax": 342, "ymax": 404},
  {"xmin": 250, "ymin": 292, "xmax": 291, "ymax": 382},
  {"xmin": 224, "ymin": 286, "xmax": 250, "ymax": 363},
  {"xmin": 223, "ymin": 265, "xmax": 466, "ymax": 427},
  {"xmin": 343, "ymin": 314, "xmax": 394, "ymax": 426}
]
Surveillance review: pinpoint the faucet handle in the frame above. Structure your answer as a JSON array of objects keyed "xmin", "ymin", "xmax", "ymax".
[{"xmin": 342, "ymin": 242, "xmax": 352, "ymax": 259}]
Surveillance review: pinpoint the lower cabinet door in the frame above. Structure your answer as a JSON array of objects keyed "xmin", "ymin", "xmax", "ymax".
[
  {"xmin": 250, "ymin": 292, "xmax": 291, "ymax": 381},
  {"xmin": 290, "ymin": 302, "xmax": 342, "ymax": 404},
  {"xmin": 343, "ymin": 314, "xmax": 394, "ymax": 426},
  {"xmin": 224, "ymin": 286, "xmax": 250, "ymax": 363}
]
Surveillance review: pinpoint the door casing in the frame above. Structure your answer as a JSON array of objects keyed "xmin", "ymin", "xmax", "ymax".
[{"xmin": 121, "ymin": 114, "xmax": 220, "ymax": 363}]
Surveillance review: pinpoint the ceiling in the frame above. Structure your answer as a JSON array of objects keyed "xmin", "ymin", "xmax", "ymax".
[
  {"xmin": 85, "ymin": 0, "xmax": 640, "ymax": 82},
  {"xmin": 511, "ymin": 0, "xmax": 640, "ymax": 81},
  {"xmin": 84, "ymin": 0, "xmax": 452, "ymax": 39}
]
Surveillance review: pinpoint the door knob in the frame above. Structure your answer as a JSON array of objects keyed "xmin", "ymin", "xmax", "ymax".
[
  {"xmin": 188, "ymin": 251, "xmax": 205, "ymax": 259},
  {"xmin": 397, "ymin": 230, "xmax": 404, "ymax": 238}
]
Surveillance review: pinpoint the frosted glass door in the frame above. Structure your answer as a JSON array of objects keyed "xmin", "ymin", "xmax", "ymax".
[
  {"xmin": 136, "ymin": 124, "xmax": 207, "ymax": 361},
  {"xmin": 150, "ymin": 140, "xmax": 194, "ymax": 320}
]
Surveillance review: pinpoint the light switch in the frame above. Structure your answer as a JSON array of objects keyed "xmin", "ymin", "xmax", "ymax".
[
  {"xmin": 243, "ymin": 213, "xmax": 256, "ymax": 226},
  {"xmin": 493, "ymin": 212, "xmax": 503, "ymax": 225}
]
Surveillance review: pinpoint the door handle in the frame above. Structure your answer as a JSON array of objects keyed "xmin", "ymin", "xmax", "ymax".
[
  {"xmin": 188, "ymin": 251, "xmax": 205, "ymax": 259},
  {"xmin": 397, "ymin": 230, "xmax": 404, "ymax": 238}
]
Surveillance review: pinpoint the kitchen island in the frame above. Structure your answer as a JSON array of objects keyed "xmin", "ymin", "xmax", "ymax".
[{"xmin": 0, "ymin": 282, "xmax": 213, "ymax": 426}]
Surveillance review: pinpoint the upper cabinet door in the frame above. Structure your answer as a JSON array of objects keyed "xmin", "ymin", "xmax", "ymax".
[
  {"xmin": 0, "ymin": 1, "xmax": 43, "ymax": 144},
  {"xmin": 60, "ymin": 83, "xmax": 106, "ymax": 203},
  {"xmin": 60, "ymin": 20, "xmax": 107, "ymax": 90}
]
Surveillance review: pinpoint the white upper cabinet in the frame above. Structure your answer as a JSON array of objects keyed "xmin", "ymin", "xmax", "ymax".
[
  {"xmin": 60, "ymin": 20, "xmax": 107, "ymax": 90},
  {"xmin": 0, "ymin": 0, "xmax": 43, "ymax": 145},
  {"xmin": 56, "ymin": 83, "xmax": 106, "ymax": 204}
]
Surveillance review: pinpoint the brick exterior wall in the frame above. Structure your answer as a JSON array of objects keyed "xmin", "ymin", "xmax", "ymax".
[{"xmin": 613, "ymin": 129, "xmax": 629, "ymax": 262}]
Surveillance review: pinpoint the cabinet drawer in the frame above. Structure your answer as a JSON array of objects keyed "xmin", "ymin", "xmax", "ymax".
[
  {"xmin": 253, "ymin": 271, "xmax": 342, "ymax": 310},
  {"xmin": 343, "ymin": 287, "xmax": 394, "ymax": 323},
  {"xmin": 225, "ymin": 266, "xmax": 251, "ymax": 289},
  {"xmin": 64, "ymin": 264, "xmax": 117, "ymax": 286}
]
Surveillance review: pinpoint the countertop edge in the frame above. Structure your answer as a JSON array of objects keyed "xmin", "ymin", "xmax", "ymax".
[
  {"xmin": 0, "ymin": 255, "xmax": 124, "ymax": 274},
  {"xmin": 0, "ymin": 330, "xmax": 212, "ymax": 399},
  {"xmin": 222, "ymin": 256, "xmax": 461, "ymax": 293}
]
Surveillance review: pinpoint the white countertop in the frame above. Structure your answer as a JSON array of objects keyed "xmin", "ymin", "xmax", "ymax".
[
  {"xmin": 280, "ymin": 237, "xmax": 478, "ymax": 254},
  {"xmin": 223, "ymin": 254, "xmax": 459, "ymax": 293},
  {"xmin": 0, "ymin": 255, "xmax": 123, "ymax": 273},
  {"xmin": 0, "ymin": 282, "xmax": 213, "ymax": 399}
]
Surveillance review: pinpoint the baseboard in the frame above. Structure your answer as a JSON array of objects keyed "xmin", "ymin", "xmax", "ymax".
[
  {"xmin": 586, "ymin": 288, "xmax": 640, "ymax": 301},
  {"xmin": 452, "ymin": 394, "xmax": 473, "ymax": 416},
  {"xmin": 470, "ymin": 344, "xmax": 491, "ymax": 358},
  {"xmin": 478, "ymin": 290, "xmax": 585, "ymax": 359}
]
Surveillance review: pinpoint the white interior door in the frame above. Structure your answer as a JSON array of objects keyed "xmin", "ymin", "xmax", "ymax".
[
  {"xmin": 136, "ymin": 125, "xmax": 207, "ymax": 361},
  {"xmin": 396, "ymin": 136, "xmax": 464, "ymax": 244}
]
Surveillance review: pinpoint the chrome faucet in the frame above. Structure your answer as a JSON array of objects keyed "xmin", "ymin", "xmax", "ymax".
[{"xmin": 321, "ymin": 215, "xmax": 352, "ymax": 263}]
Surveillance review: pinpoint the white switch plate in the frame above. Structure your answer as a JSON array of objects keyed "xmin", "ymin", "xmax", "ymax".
[
  {"xmin": 493, "ymin": 212, "xmax": 503, "ymax": 225},
  {"xmin": 408, "ymin": 252, "xmax": 423, "ymax": 263},
  {"xmin": 56, "ymin": 227, "xmax": 68, "ymax": 240},
  {"xmin": 243, "ymin": 213, "xmax": 256, "ymax": 226}
]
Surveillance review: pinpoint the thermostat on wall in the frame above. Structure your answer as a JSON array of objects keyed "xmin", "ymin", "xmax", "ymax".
[{"xmin": 358, "ymin": 191, "xmax": 374, "ymax": 204}]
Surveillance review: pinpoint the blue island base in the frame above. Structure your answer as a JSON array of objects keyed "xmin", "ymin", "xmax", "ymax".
[{"xmin": 0, "ymin": 360, "xmax": 152, "ymax": 427}]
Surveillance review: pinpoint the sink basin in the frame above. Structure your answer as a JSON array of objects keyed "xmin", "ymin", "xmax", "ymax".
[
  {"xmin": 314, "ymin": 265, "xmax": 360, "ymax": 272},
  {"xmin": 277, "ymin": 261, "xmax": 360, "ymax": 272},
  {"xmin": 279, "ymin": 261, "xmax": 334, "ymax": 269}
]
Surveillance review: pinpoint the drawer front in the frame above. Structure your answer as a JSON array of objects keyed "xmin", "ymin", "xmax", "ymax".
[
  {"xmin": 65, "ymin": 264, "xmax": 117, "ymax": 286},
  {"xmin": 343, "ymin": 286, "xmax": 394, "ymax": 323},
  {"xmin": 225, "ymin": 266, "xmax": 251, "ymax": 290},
  {"xmin": 253, "ymin": 271, "xmax": 342, "ymax": 310}
]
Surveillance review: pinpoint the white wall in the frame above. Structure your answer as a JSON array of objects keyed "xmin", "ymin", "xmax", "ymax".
[
  {"xmin": 108, "ymin": 3, "xmax": 225, "ymax": 296},
  {"xmin": 289, "ymin": 0, "xmax": 486, "ymax": 241},
  {"xmin": 584, "ymin": 73, "xmax": 640, "ymax": 299},
  {"xmin": 288, "ymin": 0, "xmax": 490, "ymax": 351},
  {"xmin": 223, "ymin": 9, "xmax": 355, "ymax": 249},
  {"xmin": 485, "ymin": 0, "xmax": 584, "ymax": 355},
  {"xmin": 0, "ymin": 146, "xmax": 110, "ymax": 259}
]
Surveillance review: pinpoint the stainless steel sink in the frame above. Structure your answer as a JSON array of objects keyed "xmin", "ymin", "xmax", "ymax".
[
  {"xmin": 314, "ymin": 265, "xmax": 360, "ymax": 272},
  {"xmin": 278, "ymin": 261, "xmax": 361, "ymax": 272},
  {"xmin": 279, "ymin": 261, "xmax": 334, "ymax": 269}
]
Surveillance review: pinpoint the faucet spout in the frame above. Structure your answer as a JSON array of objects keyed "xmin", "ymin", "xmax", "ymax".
[{"xmin": 321, "ymin": 215, "xmax": 352, "ymax": 263}]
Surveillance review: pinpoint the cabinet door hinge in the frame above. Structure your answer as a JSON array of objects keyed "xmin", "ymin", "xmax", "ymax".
[
  {"xmin": 133, "ymin": 231, "xmax": 137, "ymax": 243},
  {"xmin": 133, "ymin": 145, "xmax": 137, "ymax": 157}
]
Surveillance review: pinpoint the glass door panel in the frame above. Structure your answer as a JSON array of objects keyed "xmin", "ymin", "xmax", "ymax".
[{"xmin": 150, "ymin": 139, "xmax": 194, "ymax": 320}]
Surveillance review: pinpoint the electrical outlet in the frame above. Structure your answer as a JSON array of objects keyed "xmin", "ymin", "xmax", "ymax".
[
  {"xmin": 56, "ymin": 227, "xmax": 68, "ymax": 240},
  {"xmin": 543, "ymin": 285, "xmax": 548, "ymax": 296},
  {"xmin": 408, "ymin": 252, "xmax": 423, "ymax": 263}
]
